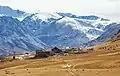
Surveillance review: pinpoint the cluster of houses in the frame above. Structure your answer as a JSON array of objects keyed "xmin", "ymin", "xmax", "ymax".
[
  {"xmin": 0, "ymin": 52, "xmax": 34, "ymax": 62},
  {"xmin": 0, "ymin": 47, "xmax": 94, "ymax": 62},
  {"xmin": 35, "ymin": 47, "xmax": 94, "ymax": 58},
  {"xmin": 0, "ymin": 56, "xmax": 6, "ymax": 62}
]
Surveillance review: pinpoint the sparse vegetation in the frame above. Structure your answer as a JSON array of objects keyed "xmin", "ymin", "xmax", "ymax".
[{"xmin": 0, "ymin": 39, "xmax": 120, "ymax": 76}]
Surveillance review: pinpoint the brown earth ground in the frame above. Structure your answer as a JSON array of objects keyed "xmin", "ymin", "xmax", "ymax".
[{"xmin": 0, "ymin": 40, "xmax": 120, "ymax": 76}]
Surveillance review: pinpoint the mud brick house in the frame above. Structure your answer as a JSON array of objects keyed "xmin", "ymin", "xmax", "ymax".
[
  {"xmin": 0, "ymin": 56, "xmax": 6, "ymax": 62},
  {"xmin": 50, "ymin": 47, "xmax": 63, "ymax": 56},
  {"xmin": 51, "ymin": 47, "xmax": 62, "ymax": 53},
  {"xmin": 35, "ymin": 50, "xmax": 50, "ymax": 58}
]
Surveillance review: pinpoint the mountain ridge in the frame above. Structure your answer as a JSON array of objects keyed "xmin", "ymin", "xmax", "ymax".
[{"xmin": 0, "ymin": 5, "xmax": 118, "ymax": 55}]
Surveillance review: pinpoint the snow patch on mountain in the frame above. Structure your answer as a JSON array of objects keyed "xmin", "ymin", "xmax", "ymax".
[
  {"xmin": 0, "ymin": 5, "xmax": 30, "ymax": 21},
  {"xmin": 55, "ymin": 16, "xmax": 113, "ymax": 40},
  {"xmin": 31, "ymin": 12, "xmax": 61, "ymax": 21},
  {"xmin": 0, "ymin": 5, "xmax": 117, "ymax": 55}
]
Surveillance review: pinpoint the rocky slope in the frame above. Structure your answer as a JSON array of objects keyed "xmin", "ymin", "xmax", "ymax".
[
  {"xmin": 0, "ymin": 5, "xmax": 118, "ymax": 55},
  {"xmin": 22, "ymin": 12, "xmax": 112, "ymax": 47},
  {"xmin": 86, "ymin": 23, "xmax": 120, "ymax": 46},
  {"xmin": 0, "ymin": 5, "xmax": 29, "ymax": 21}
]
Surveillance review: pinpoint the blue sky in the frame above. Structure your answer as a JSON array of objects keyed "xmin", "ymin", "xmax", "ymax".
[{"xmin": 0, "ymin": 0, "xmax": 120, "ymax": 21}]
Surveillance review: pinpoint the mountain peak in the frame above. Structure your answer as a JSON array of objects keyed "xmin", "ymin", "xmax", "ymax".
[
  {"xmin": 0, "ymin": 5, "xmax": 117, "ymax": 56},
  {"xmin": 0, "ymin": 5, "xmax": 29, "ymax": 21},
  {"xmin": 57, "ymin": 13, "xmax": 101, "ymax": 20},
  {"xmin": 31, "ymin": 12, "xmax": 61, "ymax": 21}
]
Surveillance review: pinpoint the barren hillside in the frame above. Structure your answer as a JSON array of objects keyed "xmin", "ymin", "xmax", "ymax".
[{"xmin": 0, "ymin": 36, "xmax": 120, "ymax": 76}]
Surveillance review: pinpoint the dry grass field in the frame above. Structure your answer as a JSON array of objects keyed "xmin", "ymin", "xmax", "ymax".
[{"xmin": 0, "ymin": 40, "xmax": 120, "ymax": 76}]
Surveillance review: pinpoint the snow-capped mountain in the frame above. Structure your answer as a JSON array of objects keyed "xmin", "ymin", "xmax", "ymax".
[
  {"xmin": 0, "ymin": 5, "xmax": 116, "ymax": 55},
  {"xmin": 97, "ymin": 23, "xmax": 120, "ymax": 42},
  {"xmin": 22, "ymin": 12, "xmax": 112, "ymax": 47},
  {"xmin": 0, "ymin": 16, "xmax": 46, "ymax": 52},
  {"xmin": 0, "ymin": 6, "xmax": 29, "ymax": 21},
  {"xmin": 85, "ymin": 23, "xmax": 120, "ymax": 46}
]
